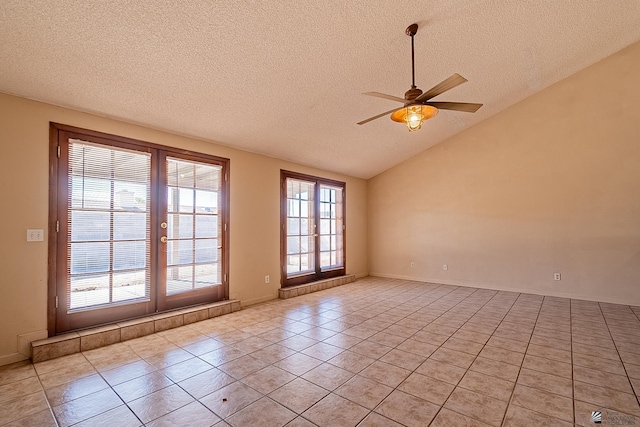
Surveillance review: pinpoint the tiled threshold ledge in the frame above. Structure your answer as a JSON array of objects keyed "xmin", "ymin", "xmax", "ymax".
[
  {"xmin": 31, "ymin": 299, "xmax": 241, "ymax": 363},
  {"xmin": 278, "ymin": 274, "xmax": 356, "ymax": 299}
]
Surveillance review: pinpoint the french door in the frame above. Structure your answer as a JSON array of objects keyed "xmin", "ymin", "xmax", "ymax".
[
  {"xmin": 50, "ymin": 124, "xmax": 229, "ymax": 333},
  {"xmin": 280, "ymin": 170, "xmax": 346, "ymax": 287}
]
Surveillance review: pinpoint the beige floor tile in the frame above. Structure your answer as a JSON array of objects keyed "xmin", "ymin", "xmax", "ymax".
[
  {"xmin": 301, "ymin": 342, "xmax": 344, "ymax": 361},
  {"xmin": 0, "ymin": 376, "xmax": 42, "ymax": 404},
  {"xmin": 113, "ymin": 371, "xmax": 173, "ymax": 402},
  {"xmin": 279, "ymin": 335, "xmax": 319, "ymax": 351},
  {"xmin": 2, "ymin": 408, "xmax": 58, "ymax": 427},
  {"xmin": 358, "ymin": 411, "xmax": 404, "ymax": 427},
  {"xmin": 521, "ymin": 354, "xmax": 572, "ymax": 379},
  {"xmin": 181, "ymin": 338, "xmax": 225, "ymax": 356},
  {"xmin": 395, "ymin": 338, "xmax": 438, "ymax": 357},
  {"xmin": 160, "ymin": 357, "xmax": 212, "ymax": 383},
  {"xmin": 45, "ymin": 373, "xmax": 109, "ymax": 406},
  {"xmin": 430, "ymin": 347, "xmax": 476, "ymax": 369},
  {"xmin": 322, "ymin": 332, "xmax": 362, "ymax": 349},
  {"xmin": 516, "ymin": 367, "xmax": 572, "ymax": 398},
  {"xmin": 503, "ymin": 402, "xmax": 573, "ymax": 426},
  {"xmin": 285, "ymin": 416, "xmax": 317, "ymax": 426},
  {"xmin": 0, "ymin": 391, "xmax": 49, "ymax": 425},
  {"xmin": 626, "ymin": 362, "xmax": 640, "ymax": 379},
  {"xmin": 53, "ymin": 388, "xmax": 124, "ymax": 427},
  {"xmin": 327, "ymin": 350, "xmax": 375, "ymax": 373},
  {"xmin": 37, "ymin": 358, "xmax": 97, "ymax": 389},
  {"xmin": 226, "ymin": 397, "xmax": 296, "ymax": 427},
  {"xmin": 374, "ymin": 390, "xmax": 439, "ymax": 427},
  {"xmin": 302, "ymin": 393, "xmax": 369, "ymax": 426},
  {"xmin": 478, "ymin": 346, "xmax": 524, "ymax": 366},
  {"xmin": 443, "ymin": 337, "xmax": 485, "ymax": 355},
  {"xmin": 459, "ymin": 370, "xmax": 514, "ymax": 401},
  {"xmin": 510, "ymin": 384, "xmax": 573, "ymax": 423},
  {"xmin": 468, "ymin": 356, "xmax": 519, "ymax": 382},
  {"xmin": 526, "ymin": 343, "xmax": 571, "ymax": 363},
  {"xmin": 349, "ymin": 340, "xmax": 393, "ymax": 359},
  {"xmin": 379, "ymin": 348, "xmax": 426, "ymax": 370},
  {"xmin": 430, "ymin": 408, "xmax": 492, "ymax": 427},
  {"xmin": 258, "ymin": 328, "xmax": 297, "ymax": 343},
  {"xmin": 301, "ymin": 363, "xmax": 354, "ymax": 391},
  {"xmin": 146, "ymin": 401, "xmax": 221, "ymax": 427},
  {"xmin": 451, "ymin": 329, "xmax": 491, "ymax": 344},
  {"xmin": 231, "ymin": 336, "xmax": 273, "ymax": 353},
  {"xmin": 200, "ymin": 381, "xmax": 262, "ymax": 419},
  {"xmin": 300, "ymin": 327, "xmax": 338, "ymax": 341},
  {"xmin": 573, "ymin": 365, "xmax": 634, "ymax": 394},
  {"xmin": 397, "ymin": 372, "xmax": 455, "ymax": 405},
  {"xmin": 144, "ymin": 348, "xmax": 194, "ymax": 370},
  {"xmin": 100, "ymin": 359, "xmax": 157, "ymax": 386},
  {"xmin": 334, "ymin": 375, "xmax": 393, "ymax": 409},
  {"xmin": 198, "ymin": 346, "xmax": 246, "ymax": 366},
  {"xmin": 444, "ymin": 386, "xmax": 509, "ymax": 426},
  {"xmin": 275, "ymin": 353, "xmax": 323, "ymax": 376},
  {"xmin": 73, "ymin": 405, "xmax": 141, "ymax": 427},
  {"xmin": 241, "ymin": 366, "xmax": 296, "ymax": 394},
  {"xmin": 574, "ymin": 380, "xmax": 640, "ymax": 416},
  {"xmin": 415, "ymin": 358, "xmax": 466, "ymax": 384},
  {"xmin": 528, "ymin": 334, "xmax": 572, "ymax": 352},
  {"xmin": 359, "ymin": 360, "xmax": 410, "ymax": 387},
  {"xmin": 573, "ymin": 352, "xmax": 626, "ymax": 376},
  {"xmin": 268, "ymin": 378, "xmax": 328, "ymax": 414},
  {"xmin": 412, "ymin": 330, "xmax": 450, "ymax": 346},
  {"xmin": 33, "ymin": 353, "xmax": 88, "ymax": 375},
  {"xmin": 0, "ymin": 362, "xmax": 36, "ymax": 387},
  {"xmin": 218, "ymin": 354, "xmax": 269, "ymax": 379},
  {"xmin": 250, "ymin": 344, "xmax": 297, "ymax": 364}
]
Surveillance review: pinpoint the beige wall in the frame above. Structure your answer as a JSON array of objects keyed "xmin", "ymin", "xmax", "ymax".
[
  {"xmin": 369, "ymin": 41, "xmax": 640, "ymax": 307},
  {"xmin": 0, "ymin": 94, "xmax": 368, "ymax": 363}
]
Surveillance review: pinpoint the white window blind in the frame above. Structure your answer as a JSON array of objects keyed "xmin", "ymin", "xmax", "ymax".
[{"xmin": 67, "ymin": 139, "xmax": 151, "ymax": 311}]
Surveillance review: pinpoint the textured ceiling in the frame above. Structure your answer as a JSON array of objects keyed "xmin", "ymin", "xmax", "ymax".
[{"xmin": 1, "ymin": 1, "xmax": 639, "ymax": 179}]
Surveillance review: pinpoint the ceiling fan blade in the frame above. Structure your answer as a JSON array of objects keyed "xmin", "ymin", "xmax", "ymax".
[
  {"xmin": 415, "ymin": 73, "xmax": 468, "ymax": 102},
  {"xmin": 357, "ymin": 107, "xmax": 401, "ymax": 125},
  {"xmin": 363, "ymin": 92, "xmax": 408, "ymax": 104},
  {"xmin": 424, "ymin": 101, "xmax": 483, "ymax": 113}
]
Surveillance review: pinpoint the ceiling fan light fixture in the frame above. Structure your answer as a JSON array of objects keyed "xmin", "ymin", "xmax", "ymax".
[{"xmin": 390, "ymin": 105, "xmax": 438, "ymax": 131}]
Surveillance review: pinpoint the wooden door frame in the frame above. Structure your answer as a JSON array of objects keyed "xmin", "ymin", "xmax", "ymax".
[
  {"xmin": 48, "ymin": 123, "xmax": 230, "ymax": 335},
  {"xmin": 280, "ymin": 170, "xmax": 346, "ymax": 287}
]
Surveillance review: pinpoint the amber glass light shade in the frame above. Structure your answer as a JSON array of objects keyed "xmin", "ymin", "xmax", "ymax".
[{"xmin": 390, "ymin": 105, "xmax": 439, "ymax": 131}]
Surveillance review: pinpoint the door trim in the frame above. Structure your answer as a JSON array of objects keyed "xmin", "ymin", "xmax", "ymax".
[
  {"xmin": 280, "ymin": 170, "xmax": 346, "ymax": 287},
  {"xmin": 48, "ymin": 123, "xmax": 229, "ymax": 335}
]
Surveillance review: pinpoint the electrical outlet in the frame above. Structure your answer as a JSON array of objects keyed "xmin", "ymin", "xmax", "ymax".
[
  {"xmin": 26, "ymin": 229, "xmax": 44, "ymax": 242},
  {"xmin": 554, "ymin": 273, "xmax": 561, "ymax": 281},
  {"xmin": 410, "ymin": 261, "xmax": 415, "ymax": 269},
  {"xmin": 265, "ymin": 275, "xmax": 270, "ymax": 284},
  {"xmin": 443, "ymin": 264, "xmax": 448, "ymax": 271}
]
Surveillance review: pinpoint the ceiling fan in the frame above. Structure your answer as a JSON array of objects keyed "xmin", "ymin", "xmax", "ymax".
[{"xmin": 358, "ymin": 23, "xmax": 482, "ymax": 131}]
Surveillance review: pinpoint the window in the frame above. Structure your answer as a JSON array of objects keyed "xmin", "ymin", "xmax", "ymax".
[
  {"xmin": 49, "ymin": 124, "xmax": 229, "ymax": 333},
  {"xmin": 280, "ymin": 170, "xmax": 346, "ymax": 287}
]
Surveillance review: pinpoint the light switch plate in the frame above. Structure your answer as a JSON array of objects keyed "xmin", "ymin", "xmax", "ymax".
[{"xmin": 27, "ymin": 229, "xmax": 44, "ymax": 242}]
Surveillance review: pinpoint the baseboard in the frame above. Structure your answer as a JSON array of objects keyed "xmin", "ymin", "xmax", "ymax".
[
  {"xmin": 242, "ymin": 294, "xmax": 277, "ymax": 307},
  {"xmin": 369, "ymin": 273, "xmax": 640, "ymax": 307},
  {"xmin": 0, "ymin": 352, "xmax": 29, "ymax": 367}
]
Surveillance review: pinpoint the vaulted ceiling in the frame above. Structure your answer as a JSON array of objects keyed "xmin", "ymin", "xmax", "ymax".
[{"xmin": 1, "ymin": 1, "xmax": 639, "ymax": 178}]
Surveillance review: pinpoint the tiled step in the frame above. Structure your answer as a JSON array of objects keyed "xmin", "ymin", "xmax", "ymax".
[
  {"xmin": 31, "ymin": 299, "xmax": 241, "ymax": 363},
  {"xmin": 278, "ymin": 275, "xmax": 356, "ymax": 299}
]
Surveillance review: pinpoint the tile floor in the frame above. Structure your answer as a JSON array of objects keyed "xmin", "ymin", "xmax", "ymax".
[{"xmin": 1, "ymin": 277, "xmax": 640, "ymax": 426}]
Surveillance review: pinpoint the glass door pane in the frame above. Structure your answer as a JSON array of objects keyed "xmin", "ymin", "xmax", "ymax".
[
  {"xmin": 319, "ymin": 184, "xmax": 344, "ymax": 271},
  {"xmin": 286, "ymin": 178, "xmax": 315, "ymax": 277},
  {"xmin": 165, "ymin": 157, "xmax": 222, "ymax": 295}
]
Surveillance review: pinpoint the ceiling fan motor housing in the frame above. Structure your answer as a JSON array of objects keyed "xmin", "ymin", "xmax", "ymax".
[{"xmin": 404, "ymin": 87, "xmax": 423, "ymax": 101}]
